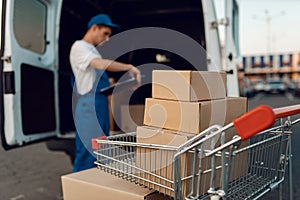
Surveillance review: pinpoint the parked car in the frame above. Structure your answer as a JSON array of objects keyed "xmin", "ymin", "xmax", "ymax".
[
  {"xmin": 286, "ymin": 81, "xmax": 296, "ymax": 93},
  {"xmin": 240, "ymin": 77, "xmax": 255, "ymax": 98},
  {"xmin": 253, "ymin": 79, "xmax": 266, "ymax": 93},
  {"xmin": 289, "ymin": 81, "xmax": 300, "ymax": 97},
  {"xmin": 264, "ymin": 80, "xmax": 286, "ymax": 94}
]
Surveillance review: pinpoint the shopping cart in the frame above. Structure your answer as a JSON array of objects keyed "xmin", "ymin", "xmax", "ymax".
[{"xmin": 92, "ymin": 104, "xmax": 300, "ymax": 200}]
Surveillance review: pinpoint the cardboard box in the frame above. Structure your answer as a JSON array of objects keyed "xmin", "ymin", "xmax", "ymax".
[
  {"xmin": 136, "ymin": 126, "xmax": 196, "ymax": 197},
  {"xmin": 144, "ymin": 97, "xmax": 247, "ymax": 134},
  {"xmin": 135, "ymin": 126, "xmax": 249, "ymax": 198},
  {"xmin": 109, "ymin": 86, "xmax": 133, "ymax": 132},
  {"xmin": 61, "ymin": 168, "xmax": 168, "ymax": 200},
  {"xmin": 136, "ymin": 126, "xmax": 230, "ymax": 198},
  {"xmin": 152, "ymin": 70, "xmax": 226, "ymax": 101},
  {"xmin": 120, "ymin": 104, "xmax": 145, "ymax": 132}
]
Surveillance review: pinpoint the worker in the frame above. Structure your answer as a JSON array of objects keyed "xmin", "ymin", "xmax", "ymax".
[{"xmin": 69, "ymin": 14, "xmax": 141, "ymax": 172}]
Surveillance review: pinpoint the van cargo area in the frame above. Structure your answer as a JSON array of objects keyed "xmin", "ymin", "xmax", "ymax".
[{"xmin": 58, "ymin": 0, "xmax": 207, "ymax": 134}]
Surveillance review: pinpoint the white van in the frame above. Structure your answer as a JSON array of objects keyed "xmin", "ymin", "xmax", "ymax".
[{"xmin": 0, "ymin": 0, "xmax": 240, "ymax": 158}]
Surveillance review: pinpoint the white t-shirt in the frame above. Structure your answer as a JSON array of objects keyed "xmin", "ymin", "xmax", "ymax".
[{"xmin": 69, "ymin": 40, "xmax": 102, "ymax": 95}]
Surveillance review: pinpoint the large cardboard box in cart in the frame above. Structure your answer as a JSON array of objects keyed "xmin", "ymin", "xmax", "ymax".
[
  {"xmin": 136, "ymin": 125, "xmax": 249, "ymax": 198},
  {"xmin": 136, "ymin": 126, "xmax": 209, "ymax": 197},
  {"xmin": 61, "ymin": 168, "xmax": 167, "ymax": 200},
  {"xmin": 152, "ymin": 70, "xmax": 227, "ymax": 101},
  {"xmin": 144, "ymin": 97, "xmax": 247, "ymax": 134},
  {"xmin": 136, "ymin": 126, "xmax": 194, "ymax": 191}
]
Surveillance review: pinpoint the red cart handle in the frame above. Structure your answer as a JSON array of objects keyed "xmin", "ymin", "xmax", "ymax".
[
  {"xmin": 233, "ymin": 104, "xmax": 300, "ymax": 141},
  {"xmin": 91, "ymin": 136, "xmax": 107, "ymax": 150},
  {"xmin": 273, "ymin": 104, "xmax": 300, "ymax": 118}
]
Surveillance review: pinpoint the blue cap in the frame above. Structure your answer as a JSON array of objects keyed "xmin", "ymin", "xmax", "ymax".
[{"xmin": 87, "ymin": 14, "xmax": 120, "ymax": 29}]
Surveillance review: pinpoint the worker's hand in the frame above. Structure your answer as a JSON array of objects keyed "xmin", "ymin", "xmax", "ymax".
[{"xmin": 128, "ymin": 65, "xmax": 141, "ymax": 86}]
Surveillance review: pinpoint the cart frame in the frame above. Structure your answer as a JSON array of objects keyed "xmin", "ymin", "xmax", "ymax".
[{"xmin": 93, "ymin": 105, "xmax": 300, "ymax": 199}]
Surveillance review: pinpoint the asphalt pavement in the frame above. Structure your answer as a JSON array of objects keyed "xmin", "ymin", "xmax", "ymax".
[
  {"xmin": 0, "ymin": 143, "xmax": 72, "ymax": 199},
  {"xmin": 0, "ymin": 93, "xmax": 300, "ymax": 199}
]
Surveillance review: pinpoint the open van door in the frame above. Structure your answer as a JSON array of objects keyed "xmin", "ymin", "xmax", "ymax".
[
  {"xmin": 202, "ymin": 0, "xmax": 222, "ymax": 72},
  {"xmin": 202, "ymin": 0, "xmax": 240, "ymax": 97},
  {"xmin": 225, "ymin": 0, "xmax": 240, "ymax": 97},
  {"xmin": 0, "ymin": 0, "xmax": 62, "ymax": 149}
]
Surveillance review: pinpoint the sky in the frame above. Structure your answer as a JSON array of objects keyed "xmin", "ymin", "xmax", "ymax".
[{"xmin": 215, "ymin": 0, "xmax": 300, "ymax": 56}]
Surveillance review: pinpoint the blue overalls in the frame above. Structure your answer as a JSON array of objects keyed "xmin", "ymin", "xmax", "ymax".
[{"xmin": 72, "ymin": 70, "xmax": 110, "ymax": 172}]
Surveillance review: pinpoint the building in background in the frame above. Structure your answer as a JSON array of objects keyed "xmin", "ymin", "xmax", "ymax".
[
  {"xmin": 241, "ymin": 52, "xmax": 300, "ymax": 81},
  {"xmin": 237, "ymin": 52, "xmax": 300, "ymax": 97}
]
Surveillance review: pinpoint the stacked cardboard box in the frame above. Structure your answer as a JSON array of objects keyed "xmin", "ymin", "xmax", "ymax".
[
  {"xmin": 61, "ymin": 168, "xmax": 168, "ymax": 200},
  {"xmin": 136, "ymin": 70, "xmax": 248, "ymax": 198},
  {"xmin": 120, "ymin": 104, "xmax": 145, "ymax": 132}
]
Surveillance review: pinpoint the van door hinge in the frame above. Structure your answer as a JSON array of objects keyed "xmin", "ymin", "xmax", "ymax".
[
  {"xmin": 1, "ymin": 55, "xmax": 11, "ymax": 63},
  {"xmin": 210, "ymin": 18, "xmax": 229, "ymax": 29}
]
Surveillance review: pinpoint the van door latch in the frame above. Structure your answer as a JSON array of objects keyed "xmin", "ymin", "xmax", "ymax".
[
  {"xmin": 210, "ymin": 18, "xmax": 229, "ymax": 29},
  {"xmin": 1, "ymin": 56, "xmax": 11, "ymax": 63}
]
